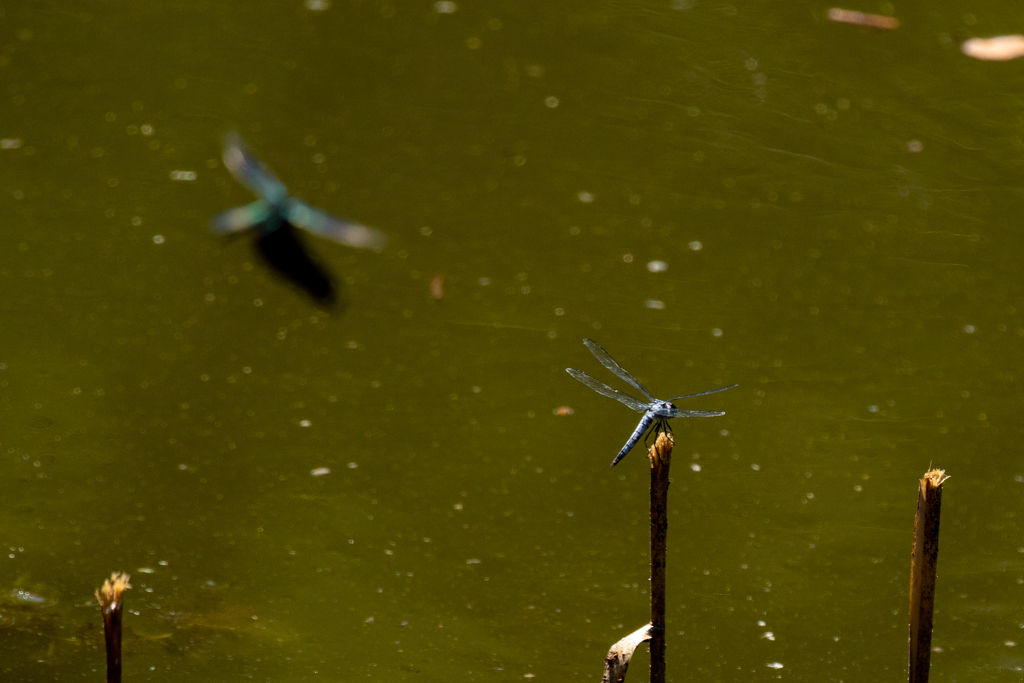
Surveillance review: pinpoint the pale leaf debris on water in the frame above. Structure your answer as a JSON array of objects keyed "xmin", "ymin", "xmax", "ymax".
[
  {"xmin": 961, "ymin": 35, "xmax": 1024, "ymax": 61},
  {"xmin": 430, "ymin": 274, "xmax": 444, "ymax": 300},
  {"xmin": 827, "ymin": 8, "xmax": 899, "ymax": 29}
]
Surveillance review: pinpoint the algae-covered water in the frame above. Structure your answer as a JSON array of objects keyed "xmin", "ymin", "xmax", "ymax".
[{"xmin": 3, "ymin": 1, "xmax": 1024, "ymax": 681}]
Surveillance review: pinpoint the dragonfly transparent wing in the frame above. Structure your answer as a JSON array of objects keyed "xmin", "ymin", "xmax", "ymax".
[
  {"xmin": 211, "ymin": 199, "xmax": 273, "ymax": 235},
  {"xmin": 581, "ymin": 338, "xmax": 658, "ymax": 402},
  {"xmin": 666, "ymin": 408, "xmax": 725, "ymax": 418},
  {"xmin": 566, "ymin": 368, "xmax": 649, "ymax": 413},
  {"xmin": 670, "ymin": 383, "xmax": 738, "ymax": 401},
  {"xmin": 284, "ymin": 199, "xmax": 388, "ymax": 251},
  {"xmin": 222, "ymin": 132, "xmax": 289, "ymax": 204}
]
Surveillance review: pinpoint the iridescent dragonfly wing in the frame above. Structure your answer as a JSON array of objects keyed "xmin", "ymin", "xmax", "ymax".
[
  {"xmin": 670, "ymin": 384, "xmax": 738, "ymax": 401},
  {"xmin": 581, "ymin": 338, "xmax": 658, "ymax": 403},
  {"xmin": 284, "ymin": 198, "xmax": 388, "ymax": 251},
  {"xmin": 211, "ymin": 199, "xmax": 274, "ymax": 235},
  {"xmin": 222, "ymin": 132, "xmax": 289, "ymax": 204},
  {"xmin": 565, "ymin": 368, "xmax": 650, "ymax": 414},
  {"xmin": 666, "ymin": 408, "xmax": 726, "ymax": 418}
]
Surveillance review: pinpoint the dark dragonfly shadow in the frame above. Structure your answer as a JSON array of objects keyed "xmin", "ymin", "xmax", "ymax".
[
  {"xmin": 567, "ymin": 338, "xmax": 737, "ymax": 466},
  {"xmin": 211, "ymin": 132, "xmax": 387, "ymax": 306}
]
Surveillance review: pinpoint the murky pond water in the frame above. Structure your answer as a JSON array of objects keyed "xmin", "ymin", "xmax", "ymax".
[{"xmin": 3, "ymin": 1, "xmax": 1024, "ymax": 681}]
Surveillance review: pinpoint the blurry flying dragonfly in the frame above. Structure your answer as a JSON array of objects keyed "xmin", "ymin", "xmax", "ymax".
[
  {"xmin": 211, "ymin": 132, "xmax": 387, "ymax": 305},
  {"xmin": 567, "ymin": 338, "xmax": 737, "ymax": 466}
]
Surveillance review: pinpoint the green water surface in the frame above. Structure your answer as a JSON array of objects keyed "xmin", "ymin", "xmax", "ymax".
[{"xmin": 2, "ymin": 1, "xmax": 1024, "ymax": 681}]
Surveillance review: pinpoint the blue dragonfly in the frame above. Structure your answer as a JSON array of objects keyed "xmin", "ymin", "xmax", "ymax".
[
  {"xmin": 567, "ymin": 338, "xmax": 737, "ymax": 466},
  {"xmin": 211, "ymin": 132, "xmax": 387, "ymax": 304}
]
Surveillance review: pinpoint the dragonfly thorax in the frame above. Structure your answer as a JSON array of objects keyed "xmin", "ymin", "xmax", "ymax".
[{"xmin": 648, "ymin": 400, "xmax": 677, "ymax": 417}]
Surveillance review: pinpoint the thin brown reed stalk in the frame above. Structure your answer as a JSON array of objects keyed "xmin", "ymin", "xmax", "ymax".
[
  {"xmin": 908, "ymin": 469, "xmax": 948, "ymax": 683},
  {"xmin": 600, "ymin": 432, "xmax": 673, "ymax": 683},
  {"xmin": 647, "ymin": 431, "xmax": 671, "ymax": 683},
  {"xmin": 96, "ymin": 572, "xmax": 132, "ymax": 683}
]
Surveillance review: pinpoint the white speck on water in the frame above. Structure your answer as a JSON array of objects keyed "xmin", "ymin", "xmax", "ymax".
[
  {"xmin": 577, "ymin": 191, "xmax": 594, "ymax": 203},
  {"xmin": 137, "ymin": 567, "xmax": 156, "ymax": 574},
  {"xmin": 434, "ymin": 1, "xmax": 457, "ymax": 13},
  {"xmin": 478, "ymin": 277, "xmax": 490, "ymax": 286},
  {"xmin": 868, "ymin": 405, "xmax": 879, "ymax": 413},
  {"xmin": 348, "ymin": 462, "xmax": 358, "ymax": 469},
  {"xmin": 178, "ymin": 464, "xmax": 188, "ymax": 470},
  {"xmin": 152, "ymin": 235, "xmax": 165, "ymax": 244},
  {"xmin": 766, "ymin": 662, "xmax": 784, "ymax": 669},
  {"xmin": 1, "ymin": 139, "xmax": 24, "ymax": 149},
  {"xmin": 689, "ymin": 240, "xmax": 703, "ymax": 251},
  {"xmin": 964, "ymin": 324, "xmax": 976, "ymax": 333},
  {"xmin": 305, "ymin": 0, "xmax": 331, "ymax": 9},
  {"xmin": 645, "ymin": 299, "xmax": 666, "ymax": 310},
  {"xmin": 169, "ymin": 170, "xmax": 196, "ymax": 181},
  {"xmin": 751, "ymin": 464, "xmax": 760, "ymax": 471},
  {"xmin": 299, "ymin": 420, "xmax": 312, "ymax": 427},
  {"xmin": 762, "ymin": 631, "xmax": 775, "ymax": 641},
  {"xmin": 690, "ymin": 463, "xmax": 701, "ymax": 472},
  {"xmin": 466, "ymin": 558, "xmax": 481, "ymax": 564},
  {"xmin": 310, "ymin": 467, "xmax": 331, "ymax": 476},
  {"xmin": 545, "ymin": 96, "xmax": 559, "ymax": 108},
  {"xmin": 711, "ymin": 328, "xmax": 723, "ymax": 337},
  {"xmin": 647, "ymin": 260, "xmax": 668, "ymax": 273}
]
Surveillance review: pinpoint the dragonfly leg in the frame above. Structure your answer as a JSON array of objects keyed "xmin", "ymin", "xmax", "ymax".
[{"xmin": 642, "ymin": 419, "xmax": 671, "ymax": 451}]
